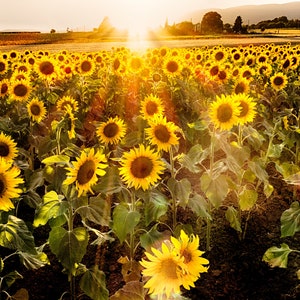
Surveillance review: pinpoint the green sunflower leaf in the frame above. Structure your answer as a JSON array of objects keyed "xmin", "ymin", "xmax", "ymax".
[
  {"xmin": 112, "ymin": 204, "xmax": 140, "ymax": 244},
  {"xmin": 33, "ymin": 191, "xmax": 68, "ymax": 227},
  {"xmin": 262, "ymin": 243, "xmax": 293, "ymax": 268},
  {"xmin": 49, "ymin": 226, "xmax": 89, "ymax": 275},
  {"xmin": 79, "ymin": 265, "xmax": 109, "ymax": 300},
  {"xmin": 280, "ymin": 201, "xmax": 300, "ymax": 237}
]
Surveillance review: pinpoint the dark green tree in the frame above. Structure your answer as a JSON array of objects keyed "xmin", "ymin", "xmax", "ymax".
[
  {"xmin": 200, "ymin": 11, "xmax": 223, "ymax": 34},
  {"xmin": 233, "ymin": 16, "xmax": 243, "ymax": 33}
]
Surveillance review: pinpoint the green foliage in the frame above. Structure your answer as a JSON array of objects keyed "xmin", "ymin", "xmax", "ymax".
[
  {"xmin": 49, "ymin": 226, "xmax": 89, "ymax": 275},
  {"xmin": 280, "ymin": 201, "xmax": 300, "ymax": 237},
  {"xmin": 79, "ymin": 265, "xmax": 109, "ymax": 300},
  {"xmin": 112, "ymin": 204, "xmax": 141, "ymax": 244},
  {"xmin": 263, "ymin": 243, "xmax": 293, "ymax": 268}
]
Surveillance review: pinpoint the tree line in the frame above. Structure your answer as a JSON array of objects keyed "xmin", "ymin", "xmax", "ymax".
[{"xmin": 163, "ymin": 12, "xmax": 300, "ymax": 35}]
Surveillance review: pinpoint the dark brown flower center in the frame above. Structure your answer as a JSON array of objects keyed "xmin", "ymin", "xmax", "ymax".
[
  {"xmin": 210, "ymin": 66, "xmax": 219, "ymax": 76},
  {"xmin": 0, "ymin": 176, "xmax": 5, "ymax": 196},
  {"xmin": 0, "ymin": 142, "xmax": 9, "ymax": 157},
  {"xmin": 30, "ymin": 104, "xmax": 41, "ymax": 116},
  {"xmin": 239, "ymin": 101, "xmax": 249, "ymax": 118},
  {"xmin": 154, "ymin": 125, "xmax": 171, "ymax": 143},
  {"xmin": 273, "ymin": 76, "xmax": 284, "ymax": 86},
  {"xmin": 215, "ymin": 51, "xmax": 224, "ymax": 61},
  {"xmin": 14, "ymin": 84, "xmax": 28, "ymax": 97},
  {"xmin": 235, "ymin": 82, "xmax": 246, "ymax": 94},
  {"xmin": 130, "ymin": 156, "xmax": 153, "ymax": 179},
  {"xmin": 103, "ymin": 123, "xmax": 119, "ymax": 138},
  {"xmin": 166, "ymin": 61, "xmax": 179, "ymax": 73},
  {"xmin": 81, "ymin": 60, "xmax": 92, "ymax": 72},
  {"xmin": 0, "ymin": 62, "xmax": 5, "ymax": 72},
  {"xmin": 217, "ymin": 104, "xmax": 233, "ymax": 123},
  {"xmin": 145, "ymin": 101, "xmax": 158, "ymax": 115},
  {"xmin": 39, "ymin": 61, "xmax": 54, "ymax": 75},
  {"xmin": 1, "ymin": 83, "xmax": 8, "ymax": 94},
  {"xmin": 77, "ymin": 160, "xmax": 95, "ymax": 185},
  {"xmin": 182, "ymin": 249, "xmax": 192, "ymax": 264}
]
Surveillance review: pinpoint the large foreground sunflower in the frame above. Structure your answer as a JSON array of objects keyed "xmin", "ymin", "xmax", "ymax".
[
  {"xmin": 96, "ymin": 116, "xmax": 127, "ymax": 146},
  {"xmin": 64, "ymin": 148, "xmax": 108, "ymax": 197},
  {"xmin": 0, "ymin": 132, "xmax": 18, "ymax": 163},
  {"xmin": 209, "ymin": 94, "xmax": 241, "ymax": 131},
  {"xmin": 140, "ymin": 242, "xmax": 195, "ymax": 297},
  {"xmin": 0, "ymin": 159, "xmax": 24, "ymax": 211},
  {"xmin": 27, "ymin": 98, "xmax": 47, "ymax": 123},
  {"xmin": 145, "ymin": 115, "xmax": 179, "ymax": 152},
  {"xmin": 119, "ymin": 144, "xmax": 165, "ymax": 191}
]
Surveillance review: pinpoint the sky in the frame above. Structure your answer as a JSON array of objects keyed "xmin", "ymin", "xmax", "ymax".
[{"xmin": 0, "ymin": 0, "xmax": 298, "ymax": 34}]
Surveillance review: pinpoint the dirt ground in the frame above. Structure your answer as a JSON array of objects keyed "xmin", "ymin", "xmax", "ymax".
[{"xmin": 5, "ymin": 162, "xmax": 300, "ymax": 300}]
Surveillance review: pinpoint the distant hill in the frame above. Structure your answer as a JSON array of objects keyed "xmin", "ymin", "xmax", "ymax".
[{"xmin": 184, "ymin": 2, "xmax": 300, "ymax": 25}]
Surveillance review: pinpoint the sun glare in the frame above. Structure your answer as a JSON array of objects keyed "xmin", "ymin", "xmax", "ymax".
[{"xmin": 110, "ymin": 0, "xmax": 162, "ymax": 40}]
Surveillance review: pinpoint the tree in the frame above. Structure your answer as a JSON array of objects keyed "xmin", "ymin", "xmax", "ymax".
[
  {"xmin": 233, "ymin": 16, "xmax": 243, "ymax": 33},
  {"xmin": 200, "ymin": 11, "xmax": 223, "ymax": 34}
]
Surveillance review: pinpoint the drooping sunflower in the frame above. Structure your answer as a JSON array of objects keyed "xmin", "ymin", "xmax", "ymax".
[
  {"xmin": 56, "ymin": 95, "xmax": 78, "ymax": 113},
  {"xmin": 145, "ymin": 115, "xmax": 179, "ymax": 152},
  {"xmin": 0, "ymin": 132, "xmax": 18, "ymax": 163},
  {"xmin": 140, "ymin": 242, "xmax": 197, "ymax": 297},
  {"xmin": 27, "ymin": 98, "xmax": 47, "ymax": 123},
  {"xmin": 64, "ymin": 148, "xmax": 108, "ymax": 197},
  {"xmin": 9, "ymin": 79, "xmax": 31, "ymax": 102},
  {"xmin": 270, "ymin": 72, "xmax": 288, "ymax": 91},
  {"xmin": 96, "ymin": 116, "xmax": 127, "ymax": 146},
  {"xmin": 209, "ymin": 94, "xmax": 241, "ymax": 131},
  {"xmin": 231, "ymin": 93, "xmax": 257, "ymax": 125},
  {"xmin": 0, "ymin": 158, "xmax": 24, "ymax": 211},
  {"xmin": 119, "ymin": 144, "xmax": 165, "ymax": 191},
  {"xmin": 171, "ymin": 230, "xmax": 209, "ymax": 277},
  {"xmin": 140, "ymin": 94, "xmax": 165, "ymax": 119}
]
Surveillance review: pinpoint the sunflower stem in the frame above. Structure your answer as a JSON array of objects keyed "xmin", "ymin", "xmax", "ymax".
[{"xmin": 170, "ymin": 147, "xmax": 177, "ymax": 231}]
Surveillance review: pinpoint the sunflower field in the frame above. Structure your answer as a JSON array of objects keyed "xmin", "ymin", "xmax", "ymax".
[{"xmin": 0, "ymin": 43, "xmax": 299, "ymax": 299}]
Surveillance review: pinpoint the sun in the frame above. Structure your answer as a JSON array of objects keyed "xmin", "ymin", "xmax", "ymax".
[{"xmin": 110, "ymin": 0, "xmax": 163, "ymax": 39}]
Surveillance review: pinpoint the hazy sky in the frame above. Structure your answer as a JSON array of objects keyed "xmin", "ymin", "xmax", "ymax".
[{"xmin": 0, "ymin": 0, "xmax": 298, "ymax": 33}]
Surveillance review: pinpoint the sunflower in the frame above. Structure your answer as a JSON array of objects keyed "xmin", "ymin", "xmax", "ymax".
[
  {"xmin": 231, "ymin": 94, "xmax": 257, "ymax": 125},
  {"xmin": 171, "ymin": 230, "xmax": 209, "ymax": 277},
  {"xmin": 145, "ymin": 115, "xmax": 179, "ymax": 152},
  {"xmin": 77, "ymin": 56, "xmax": 96, "ymax": 76},
  {"xmin": 35, "ymin": 57, "xmax": 57, "ymax": 79},
  {"xmin": 163, "ymin": 56, "xmax": 182, "ymax": 77},
  {"xmin": 27, "ymin": 98, "xmax": 47, "ymax": 123},
  {"xmin": 119, "ymin": 144, "xmax": 165, "ymax": 191},
  {"xmin": 128, "ymin": 55, "xmax": 144, "ymax": 74},
  {"xmin": 140, "ymin": 242, "xmax": 197, "ymax": 297},
  {"xmin": 0, "ymin": 79, "xmax": 9, "ymax": 98},
  {"xmin": 270, "ymin": 72, "xmax": 288, "ymax": 91},
  {"xmin": 233, "ymin": 78, "xmax": 250, "ymax": 95},
  {"xmin": 56, "ymin": 96, "xmax": 78, "ymax": 113},
  {"xmin": 9, "ymin": 79, "xmax": 31, "ymax": 102},
  {"xmin": 0, "ymin": 59, "xmax": 8, "ymax": 75},
  {"xmin": 209, "ymin": 94, "xmax": 241, "ymax": 131},
  {"xmin": 0, "ymin": 158, "xmax": 24, "ymax": 211},
  {"xmin": 0, "ymin": 132, "xmax": 18, "ymax": 163},
  {"xmin": 140, "ymin": 94, "xmax": 165, "ymax": 119},
  {"xmin": 97, "ymin": 116, "xmax": 127, "ymax": 146},
  {"xmin": 64, "ymin": 148, "xmax": 107, "ymax": 197}
]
